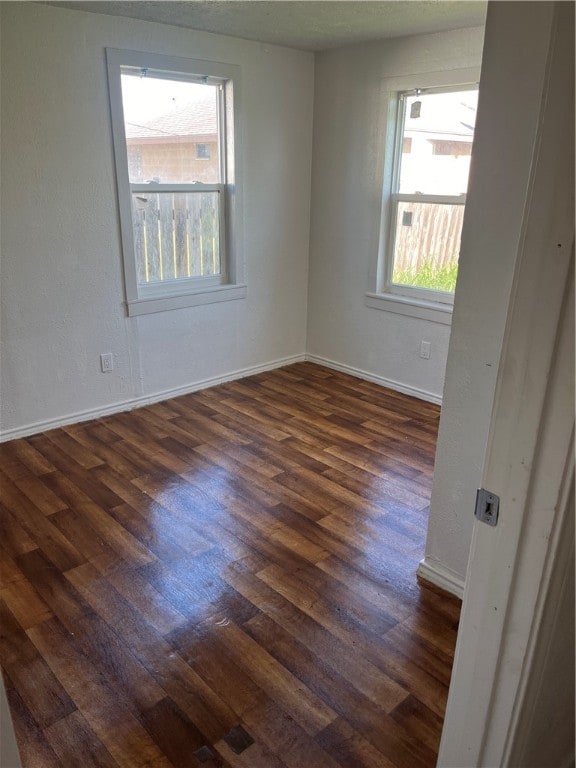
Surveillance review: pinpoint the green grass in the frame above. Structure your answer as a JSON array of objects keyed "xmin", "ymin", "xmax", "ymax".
[{"xmin": 393, "ymin": 260, "xmax": 459, "ymax": 293}]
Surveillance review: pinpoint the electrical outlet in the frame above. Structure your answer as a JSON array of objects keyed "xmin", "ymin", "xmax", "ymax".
[
  {"xmin": 420, "ymin": 340, "xmax": 431, "ymax": 359},
  {"xmin": 100, "ymin": 353, "xmax": 114, "ymax": 373}
]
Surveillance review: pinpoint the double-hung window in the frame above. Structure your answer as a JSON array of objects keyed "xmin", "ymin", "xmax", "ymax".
[
  {"xmin": 107, "ymin": 49, "xmax": 245, "ymax": 316},
  {"xmin": 384, "ymin": 85, "xmax": 478, "ymax": 306}
]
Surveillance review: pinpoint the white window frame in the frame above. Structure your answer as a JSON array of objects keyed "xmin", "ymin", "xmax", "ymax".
[
  {"xmin": 106, "ymin": 49, "xmax": 245, "ymax": 316},
  {"xmin": 365, "ymin": 71, "xmax": 480, "ymax": 325}
]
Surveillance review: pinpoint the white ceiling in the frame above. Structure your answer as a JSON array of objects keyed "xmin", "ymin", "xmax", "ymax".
[{"xmin": 46, "ymin": 1, "xmax": 487, "ymax": 52}]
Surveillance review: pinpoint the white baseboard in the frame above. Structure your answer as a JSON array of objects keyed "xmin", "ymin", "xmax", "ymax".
[
  {"xmin": 2, "ymin": 352, "xmax": 441, "ymax": 442},
  {"xmin": 0, "ymin": 353, "xmax": 306, "ymax": 443},
  {"xmin": 305, "ymin": 354, "xmax": 442, "ymax": 405},
  {"xmin": 417, "ymin": 558, "xmax": 465, "ymax": 599}
]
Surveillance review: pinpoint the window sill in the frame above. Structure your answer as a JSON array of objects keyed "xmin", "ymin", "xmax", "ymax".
[
  {"xmin": 364, "ymin": 291, "xmax": 453, "ymax": 325},
  {"xmin": 127, "ymin": 283, "xmax": 247, "ymax": 317}
]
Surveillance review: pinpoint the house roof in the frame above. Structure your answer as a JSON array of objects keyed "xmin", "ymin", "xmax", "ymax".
[
  {"xmin": 125, "ymin": 97, "xmax": 217, "ymax": 140},
  {"xmin": 405, "ymin": 91, "xmax": 477, "ymax": 139}
]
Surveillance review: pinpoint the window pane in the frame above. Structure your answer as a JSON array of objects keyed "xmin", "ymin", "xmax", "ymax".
[
  {"xmin": 399, "ymin": 89, "xmax": 477, "ymax": 196},
  {"xmin": 120, "ymin": 70, "xmax": 220, "ymax": 184},
  {"xmin": 131, "ymin": 191, "xmax": 221, "ymax": 284},
  {"xmin": 392, "ymin": 201, "xmax": 464, "ymax": 293}
]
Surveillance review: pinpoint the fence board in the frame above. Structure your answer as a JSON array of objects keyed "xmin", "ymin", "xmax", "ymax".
[
  {"xmin": 395, "ymin": 202, "xmax": 465, "ymax": 272},
  {"xmin": 131, "ymin": 191, "xmax": 221, "ymax": 285}
]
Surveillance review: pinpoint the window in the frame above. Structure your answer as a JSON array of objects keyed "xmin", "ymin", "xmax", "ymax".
[
  {"xmin": 385, "ymin": 85, "xmax": 478, "ymax": 306},
  {"xmin": 106, "ymin": 49, "xmax": 245, "ymax": 316}
]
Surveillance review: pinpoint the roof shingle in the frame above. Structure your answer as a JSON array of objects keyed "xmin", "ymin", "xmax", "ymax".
[{"xmin": 125, "ymin": 96, "xmax": 217, "ymax": 139}]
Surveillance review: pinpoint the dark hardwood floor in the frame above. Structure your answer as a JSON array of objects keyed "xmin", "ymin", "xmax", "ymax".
[{"xmin": 0, "ymin": 362, "xmax": 460, "ymax": 767}]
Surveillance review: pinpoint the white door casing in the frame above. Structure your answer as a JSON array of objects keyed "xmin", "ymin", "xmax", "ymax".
[{"xmin": 437, "ymin": 2, "xmax": 574, "ymax": 766}]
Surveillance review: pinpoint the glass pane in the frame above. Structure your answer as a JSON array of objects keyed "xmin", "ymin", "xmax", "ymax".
[
  {"xmin": 399, "ymin": 89, "xmax": 478, "ymax": 196},
  {"xmin": 120, "ymin": 70, "xmax": 220, "ymax": 184},
  {"xmin": 392, "ymin": 201, "xmax": 464, "ymax": 293},
  {"xmin": 131, "ymin": 191, "xmax": 221, "ymax": 285}
]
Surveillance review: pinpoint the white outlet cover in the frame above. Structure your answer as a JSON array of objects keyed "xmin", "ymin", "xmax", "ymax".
[{"xmin": 100, "ymin": 353, "xmax": 114, "ymax": 372}]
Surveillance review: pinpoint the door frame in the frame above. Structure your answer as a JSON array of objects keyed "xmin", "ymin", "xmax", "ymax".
[{"xmin": 437, "ymin": 3, "xmax": 574, "ymax": 765}]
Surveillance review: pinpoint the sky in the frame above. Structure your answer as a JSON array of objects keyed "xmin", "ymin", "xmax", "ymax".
[{"xmin": 120, "ymin": 71, "xmax": 216, "ymax": 125}]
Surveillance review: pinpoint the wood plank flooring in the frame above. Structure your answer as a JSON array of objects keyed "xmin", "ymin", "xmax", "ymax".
[{"xmin": 0, "ymin": 363, "xmax": 460, "ymax": 767}]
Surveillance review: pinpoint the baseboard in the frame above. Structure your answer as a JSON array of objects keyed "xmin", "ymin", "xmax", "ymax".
[
  {"xmin": 417, "ymin": 558, "xmax": 465, "ymax": 599},
  {"xmin": 305, "ymin": 354, "xmax": 442, "ymax": 405},
  {"xmin": 2, "ymin": 352, "xmax": 441, "ymax": 442},
  {"xmin": 0, "ymin": 353, "xmax": 306, "ymax": 443}
]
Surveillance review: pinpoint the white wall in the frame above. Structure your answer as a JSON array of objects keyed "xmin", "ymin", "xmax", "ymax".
[
  {"xmin": 510, "ymin": 485, "xmax": 574, "ymax": 768},
  {"xmin": 0, "ymin": 3, "xmax": 314, "ymax": 438},
  {"xmin": 306, "ymin": 26, "xmax": 484, "ymax": 402},
  {"xmin": 0, "ymin": 675, "xmax": 21, "ymax": 768},
  {"xmin": 421, "ymin": 2, "xmax": 560, "ymax": 592}
]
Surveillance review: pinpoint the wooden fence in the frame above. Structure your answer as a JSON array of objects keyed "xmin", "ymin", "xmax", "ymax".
[
  {"xmin": 130, "ymin": 195, "xmax": 464, "ymax": 285},
  {"xmin": 131, "ymin": 191, "xmax": 220, "ymax": 284},
  {"xmin": 394, "ymin": 202, "xmax": 465, "ymax": 271}
]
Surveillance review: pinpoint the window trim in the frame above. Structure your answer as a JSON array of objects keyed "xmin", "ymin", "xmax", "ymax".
[
  {"xmin": 106, "ymin": 48, "xmax": 245, "ymax": 316},
  {"xmin": 385, "ymin": 84, "xmax": 477, "ymax": 305},
  {"xmin": 366, "ymin": 69, "xmax": 481, "ymax": 323}
]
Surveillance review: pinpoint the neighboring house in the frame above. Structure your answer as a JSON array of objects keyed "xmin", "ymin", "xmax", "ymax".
[{"xmin": 125, "ymin": 98, "xmax": 219, "ymax": 183}]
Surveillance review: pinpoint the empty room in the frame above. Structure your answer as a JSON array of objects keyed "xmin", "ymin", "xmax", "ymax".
[{"xmin": 1, "ymin": 2, "xmax": 573, "ymax": 767}]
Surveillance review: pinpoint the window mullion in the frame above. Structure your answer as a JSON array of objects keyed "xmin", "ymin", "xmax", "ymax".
[
  {"xmin": 216, "ymin": 84, "xmax": 227, "ymax": 184},
  {"xmin": 385, "ymin": 196, "xmax": 400, "ymax": 291},
  {"xmin": 395, "ymin": 193, "xmax": 467, "ymax": 206},
  {"xmin": 384, "ymin": 97, "xmax": 407, "ymax": 292},
  {"xmin": 130, "ymin": 183, "xmax": 224, "ymax": 194}
]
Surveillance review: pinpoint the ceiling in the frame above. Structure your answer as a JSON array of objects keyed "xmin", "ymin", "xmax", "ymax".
[{"xmin": 46, "ymin": 1, "xmax": 487, "ymax": 52}]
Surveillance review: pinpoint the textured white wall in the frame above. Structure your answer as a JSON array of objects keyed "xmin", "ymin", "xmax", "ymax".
[
  {"xmin": 306, "ymin": 27, "xmax": 485, "ymax": 401},
  {"xmin": 0, "ymin": 3, "xmax": 314, "ymax": 436},
  {"xmin": 422, "ymin": 2, "xmax": 559, "ymax": 589}
]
